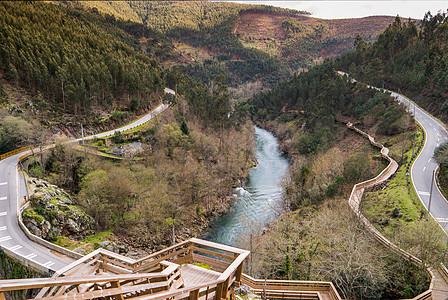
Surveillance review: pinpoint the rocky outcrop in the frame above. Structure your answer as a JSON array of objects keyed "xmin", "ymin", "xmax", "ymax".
[{"xmin": 22, "ymin": 179, "xmax": 94, "ymax": 241}]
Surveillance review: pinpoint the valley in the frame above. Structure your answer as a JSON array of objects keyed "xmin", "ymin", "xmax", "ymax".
[{"xmin": 0, "ymin": 1, "xmax": 448, "ymax": 300}]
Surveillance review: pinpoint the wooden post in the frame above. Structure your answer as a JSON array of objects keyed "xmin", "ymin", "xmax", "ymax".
[
  {"xmin": 189, "ymin": 289, "xmax": 199, "ymax": 300},
  {"xmin": 215, "ymin": 282, "xmax": 223, "ymax": 300},
  {"xmin": 222, "ymin": 278, "xmax": 230, "ymax": 299},
  {"xmin": 235, "ymin": 261, "xmax": 244, "ymax": 284},
  {"xmin": 0, "ymin": 292, "xmax": 6, "ymax": 300},
  {"xmin": 188, "ymin": 241, "xmax": 195, "ymax": 264},
  {"xmin": 110, "ymin": 281, "xmax": 124, "ymax": 300}
]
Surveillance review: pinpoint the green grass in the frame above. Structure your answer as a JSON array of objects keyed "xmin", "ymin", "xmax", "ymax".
[
  {"xmin": 53, "ymin": 231, "xmax": 113, "ymax": 253},
  {"xmin": 82, "ymin": 231, "xmax": 112, "ymax": 244},
  {"xmin": 362, "ymin": 126, "xmax": 426, "ymax": 236},
  {"xmin": 54, "ymin": 236, "xmax": 82, "ymax": 250}
]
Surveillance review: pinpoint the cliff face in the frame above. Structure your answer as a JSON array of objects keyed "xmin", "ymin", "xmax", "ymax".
[
  {"xmin": 22, "ymin": 179, "xmax": 94, "ymax": 242},
  {"xmin": 0, "ymin": 249, "xmax": 47, "ymax": 300}
]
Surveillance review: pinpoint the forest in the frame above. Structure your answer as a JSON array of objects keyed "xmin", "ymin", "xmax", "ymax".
[{"xmin": 336, "ymin": 13, "xmax": 448, "ymax": 122}]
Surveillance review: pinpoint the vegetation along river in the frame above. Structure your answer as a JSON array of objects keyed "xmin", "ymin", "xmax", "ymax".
[{"xmin": 205, "ymin": 126, "xmax": 289, "ymax": 246}]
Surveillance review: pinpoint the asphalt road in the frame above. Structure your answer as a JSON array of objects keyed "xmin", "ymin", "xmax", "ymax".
[
  {"xmin": 339, "ymin": 72, "xmax": 448, "ymax": 231},
  {"xmin": 0, "ymin": 103, "xmax": 170, "ymax": 272}
]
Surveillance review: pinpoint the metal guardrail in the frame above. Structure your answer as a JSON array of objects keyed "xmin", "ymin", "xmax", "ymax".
[{"xmin": 0, "ymin": 146, "xmax": 31, "ymax": 161}]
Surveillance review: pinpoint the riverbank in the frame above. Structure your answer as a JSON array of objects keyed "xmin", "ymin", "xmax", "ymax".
[
  {"xmin": 205, "ymin": 126, "xmax": 289, "ymax": 246},
  {"xmin": 20, "ymin": 103, "xmax": 256, "ymax": 255}
]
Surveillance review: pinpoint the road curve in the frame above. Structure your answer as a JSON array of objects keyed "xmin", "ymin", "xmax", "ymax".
[
  {"xmin": 0, "ymin": 103, "xmax": 170, "ymax": 272},
  {"xmin": 338, "ymin": 72, "xmax": 448, "ymax": 232}
]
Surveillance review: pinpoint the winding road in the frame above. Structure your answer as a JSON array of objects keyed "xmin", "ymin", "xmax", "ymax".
[
  {"xmin": 1, "ymin": 73, "xmax": 448, "ymax": 277},
  {"xmin": 339, "ymin": 71, "xmax": 448, "ymax": 232},
  {"xmin": 0, "ymin": 103, "xmax": 170, "ymax": 272}
]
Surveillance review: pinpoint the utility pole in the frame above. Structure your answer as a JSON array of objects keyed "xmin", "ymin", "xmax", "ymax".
[
  {"xmin": 81, "ymin": 123, "xmax": 85, "ymax": 145},
  {"xmin": 427, "ymin": 170, "xmax": 435, "ymax": 221}
]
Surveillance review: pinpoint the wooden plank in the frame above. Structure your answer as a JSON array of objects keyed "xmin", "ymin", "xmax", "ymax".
[
  {"xmin": 172, "ymin": 255, "xmax": 192, "ymax": 266},
  {"xmin": 134, "ymin": 240, "xmax": 191, "ymax": 264},
  {"xmin": 53, "ymin": 249, "xmax": 102, "ymax": 276},
  {"xmin": 99, "ymin": 249, "xmax": 136, "ymax": 265},
  {"xmin": 64, "ymin": 256, "xmax": 100, "ymax": 277},
  {"xmin": 189, "ymin": 289, "xmax": 199, "ymax": 300},
  {"xmin": 102, "ymin": 262, "xmax": 133, "ymax": 275},
  {"xmin": 217, "ymin": 252, "xmax": 249, "ymax": 281},
  {"xmin": 190, "ymin": 238, "xmax": 246, "ymax": 254},
  {"xmin": 192, "ymin": 254, "xmax": 230, "ymax": 271},
  {"xmin": 110, "ymin": 281, "xmax": 125, "ymax": 300},
  {"xmin": 0, "ymin": 273, "xmax": 167, "ymax": 291},
  {"xmin": 135, "ymin": 248, "xmax": 188, "ymax": 272},
  {"xmin": 102, "ymin": 256, "xmax": 134, "ymax": 271},
  {"xmin": 193, "ymin": 247, "xmax": 234, "ymax": 261},
  {"xmin": 34, "ymin": 280, "xmax": 171, "ymax": 300}
]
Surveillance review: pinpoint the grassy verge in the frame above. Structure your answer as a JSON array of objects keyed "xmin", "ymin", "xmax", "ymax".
[
  {"xmin": 53, "ymin": 231, "xmax": 112, "ymax": 253},
  {"xmin": 361, "ymin": 124, "xmax": 448, "ymax": 267},
  {"xmin": 362, "ymin": 127, "xmax": 425, "ymax": 233}
]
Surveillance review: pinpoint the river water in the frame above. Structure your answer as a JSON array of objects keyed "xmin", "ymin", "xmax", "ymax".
[{"xmin": 205, "ymin": 126, "xmax": 289, "ymax": 246}]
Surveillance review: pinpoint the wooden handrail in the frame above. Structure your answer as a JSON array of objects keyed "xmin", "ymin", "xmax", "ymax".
[
  {"xmin": 0, "ymin": 273, "xmax": 168, "ymax": 292},
  {"xmin": 241, "ymin": 274, "xmax": 342, "ymax": 300}
]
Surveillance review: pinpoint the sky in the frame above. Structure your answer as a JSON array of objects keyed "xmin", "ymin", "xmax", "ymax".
[{"xmin": 231, "ymin": 1, "xmax": 447, "ymax": 20}]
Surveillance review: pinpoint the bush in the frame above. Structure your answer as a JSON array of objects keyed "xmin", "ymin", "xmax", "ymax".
[{"xmin": 343, "ymin": 153, "xmax": 372, "ymax": 183}]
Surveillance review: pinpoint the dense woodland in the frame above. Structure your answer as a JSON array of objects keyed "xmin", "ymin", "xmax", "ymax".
[
  {"xmin": 0, "ymin": 1, "xmax": 241, "ymax": 155},
  {"xmin": 337, "ymin": 12, "xmax": 448, "ymax": 121}
]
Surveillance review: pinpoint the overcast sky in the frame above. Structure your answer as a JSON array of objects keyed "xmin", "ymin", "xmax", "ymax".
[{"xmin": 231, "ymin": 1, "xmax": 447, "ymax": 19}]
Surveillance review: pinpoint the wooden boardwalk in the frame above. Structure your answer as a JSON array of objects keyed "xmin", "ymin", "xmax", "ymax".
[
  {"xmin": 433, "ymin": 270, "xmax": 448, "ymax": 300},
  {"xmin": 180, "ymin": 264, "xmax": 221, "ymax": 288},
  {"xmin": 0, "ymin": 239, "xmax": 343, "ymax": 300}
]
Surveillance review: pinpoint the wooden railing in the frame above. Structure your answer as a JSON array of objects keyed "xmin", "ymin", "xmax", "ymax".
[
  {"xmin": 133, "ymin": 238, "xmax": 249, "ymax": 300},
  {"xmin": 242, "ymin": 273, "xmax": 342, "ymax": 300},
  {"xmin": 0, "ymin": 238, "xmax": 250, "ymax": 300},
  {"xmin": 346, "ymin": 123, "xmax": 437, "ymax": 299}
]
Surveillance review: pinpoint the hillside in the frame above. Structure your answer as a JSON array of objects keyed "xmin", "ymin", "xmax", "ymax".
[
  {"xmin": 336, "ymin": 13, "xmax": 448, "ymax": 122},
  {"xmin": 76, "ymin": 1, "xmax": 397, "ymax": 95},
  {"xmin": 235, "ymin": 13, "xmax": 400, "ymax": 64}
]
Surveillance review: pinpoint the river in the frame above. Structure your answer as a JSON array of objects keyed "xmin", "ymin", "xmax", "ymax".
[{"xmin": 205, "ymin": 126, "xmax": 289, "ymax": 246}]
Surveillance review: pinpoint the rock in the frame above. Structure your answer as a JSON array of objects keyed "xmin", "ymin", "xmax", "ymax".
[
  {"xmin": 65, "ymin": 219, "xmax": 80, "ymax": 233},
  {"xmin": 22, "ymin": 179, "xmax": 94, "ymax": 242},
  {"xmin": 73, "ymin": 247, "xmax": 88, "ymax": 255},
  {"xmin": 98, "ymin": 241, "xmax": 119, "ymax": 253}
]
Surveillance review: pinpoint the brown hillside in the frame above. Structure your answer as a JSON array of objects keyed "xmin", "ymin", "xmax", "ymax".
[{"xmin": 235, "ymin": 12, "xmax": 400, "ymax": 60}]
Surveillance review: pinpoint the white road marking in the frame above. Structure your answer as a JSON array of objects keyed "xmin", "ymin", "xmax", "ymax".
[
  {"xmin": 418, "ymin": 191, "xmax": 430, "ymax": 196},
  {"xmin": 9, "ymin": 245, "xmax": 22, "ymax": 251},
  {"xmin": 0, "ymin": 236, "xmax": 11, "ymax": 243},
  {"xmin": 0, "ymin": 226, "xmax": 6, "ymax": 231},
  {"xmin": 43, "ymin": 261, "xmax": 55, "ymax": 267},
  {"xmin": 25, "ymin": 253, "xmax": 37, "ymax": 259},
  {"xmin": 423, "ymin": 167, "xmax": 426, "ymax": 171},
  {"xmin": 436, "ymin": 218, "xmax": 448, "ymax": 223},
  {"xmin": 0, "ymin": 212, "xmax": 7, "ymax": 216},
  {"xmin": 0, "ymin": 197, "xmax": 6, "ymax": 201},
  {"xmin": 0, "ymin": 182, "xmax": 7, "ymax": 186},
  {"xmin": 428, "ymin": 159, "xmax": 432, "ymax": 163}
]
